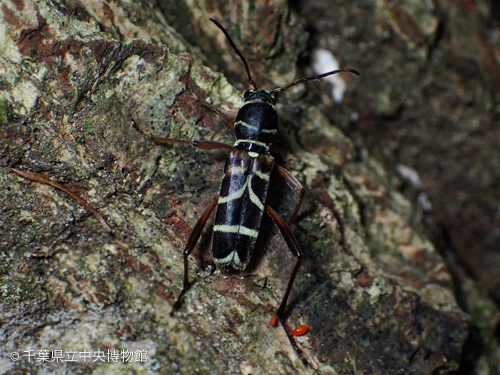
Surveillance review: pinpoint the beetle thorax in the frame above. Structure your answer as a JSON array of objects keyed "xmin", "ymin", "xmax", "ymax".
[{"xmin": 233, "ymin": 89, "xmax": 278, "ymax": 155}]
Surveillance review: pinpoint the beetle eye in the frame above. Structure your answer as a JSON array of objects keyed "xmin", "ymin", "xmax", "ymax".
[{"xmin": 243, "ymin": 90, "xmax": 252, "ymax": 99}]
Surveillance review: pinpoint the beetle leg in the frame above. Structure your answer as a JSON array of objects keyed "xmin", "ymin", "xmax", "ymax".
[
  {"xmin": 131, "ymin": 117, "xmax": 232, "ymax": 150},
  {"xmin": 185, "ymin": 90, "xmax": 235, "ymax": 133},
  {"xmin": 266, "ymin": 205, "xmax": 308, "ymax": 364},
  {"xmin": 273, "ymin": 164, "xmax": 309, "ymax": 234},
  {"xmin": 171, "ymin": 198, "xmax": 219, "ymax": 315},
  {"xmin": 197, "ymin": 98, "xmax": 235, "ymax": 133}
]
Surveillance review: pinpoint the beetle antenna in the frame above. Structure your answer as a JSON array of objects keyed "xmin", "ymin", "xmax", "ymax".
[
  {"xmin": 270, "ymin": 68, "xmax": 359, "ymax": 95},
  {"xmin": 209, "ymin": 18, "xmax": 258, "ymax": 90}
]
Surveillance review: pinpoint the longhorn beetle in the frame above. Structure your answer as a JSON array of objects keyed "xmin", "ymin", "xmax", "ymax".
[{"xmin": 132, "ymin": 18, "xmax": 358, "ymax": 360}]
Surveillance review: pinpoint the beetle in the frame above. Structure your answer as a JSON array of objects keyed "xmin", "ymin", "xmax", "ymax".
[{"xmin": 132, "ymin": 17, "xmax": 358, "ymax": 359}]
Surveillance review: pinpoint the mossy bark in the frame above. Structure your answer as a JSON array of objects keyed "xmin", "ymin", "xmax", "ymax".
[{"xmin": 1, "ymin": 1, "xmax": 497, "ymax": 374}]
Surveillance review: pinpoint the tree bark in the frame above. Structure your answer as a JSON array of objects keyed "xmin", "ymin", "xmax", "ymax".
[{"xmin": 0, "ymin": 1, "xmax": 496, "ymax": 374}]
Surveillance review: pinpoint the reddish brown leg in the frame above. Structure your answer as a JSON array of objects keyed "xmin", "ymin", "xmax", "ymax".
[
  {"xmin": 273, "ymin": 164, "xmax": 309, "ymax": 234},
  {"xmin": 185, "ymin": 90, "xmax": 235, "ymax": 133},
  {"xmin": 171, "ymin": 198, "xmax": 219, "ymax": 315},
  {"xmin": 131, "ymin": 117, "xmax": 232, "ymax": 151},
  {"xmin": 197, "ymin": 98, "xmax": 235, "ymax": 133},
  {"xmin": 266, "ymin": 205, "xmax": 307, "ymax": 364}
]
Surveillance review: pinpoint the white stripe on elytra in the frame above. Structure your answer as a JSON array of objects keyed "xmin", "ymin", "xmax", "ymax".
[
  {"xmin": 218, "ymin": 175, "xmax": 266, "ymax": 211},
  {"xmin": 254, "ymin": 169, "xmax": 270, "ymax": 181},
  {"xmin": 235, "ymin": 121, "xmax": 258, "ymax": 131},
  {"xmin": 214, "ymin": 250, "xmax": 246, "ymax": 269},
  {"xmin": 213, "ymin": 224, "xmax": 259, "ymax": 238},
  {"xmin": 261, "ymin": 128, "xmax": 277, "ymax": 134},
  {"xmin": 248, "ymin": 181, "xmax": 265, "ymax": 211},
  {"xmin": 233, "ymin": 139, "xmax": 269, "ymax": 151},
  {"xmin": 218, "ymin": 177, "xmax": 248, "ymax": 204},
  {"xmin": 227, "ymin": 165, "xmax": 247, "ymax": 175},
  {"xmin": 235, "ymin": 121, "xmax": 277, "ymax": 135}
]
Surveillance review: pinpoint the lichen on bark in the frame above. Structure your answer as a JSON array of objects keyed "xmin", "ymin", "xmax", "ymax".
[{"xmin": 1, "ymin": 1, "xmax": 494, "ymax": 374}]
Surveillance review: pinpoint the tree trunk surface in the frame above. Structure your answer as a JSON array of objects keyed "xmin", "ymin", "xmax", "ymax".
[{"xmin": 0, "ymin": 1, "xmax": 498, "ymax": 374}]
